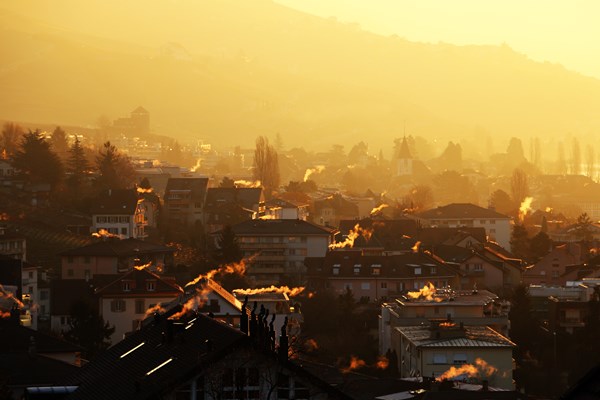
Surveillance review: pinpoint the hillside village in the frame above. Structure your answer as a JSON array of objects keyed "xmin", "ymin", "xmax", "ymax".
[{"xmin": 1, "ymin": 112, "xmax": 600, "ymax": 399}]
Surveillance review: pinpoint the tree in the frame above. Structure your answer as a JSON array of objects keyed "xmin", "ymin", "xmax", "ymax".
[
  {"xmin": 510, "ymin": 168, "xmax": 529, "ymax": 205},
  {"xmin": 253, "ymin": 136, "xmax": 280, "ymax": 197},
  {"xmin": 66, "ymin": 137, "xmax": 90, "ymax": 190},
  {"xmin": 573, "ymin": 212, "xmax": 593, "ymax": 242},
  {"xmin": 557, "ymin": 142, "xmax": 567, "ymax": 175},
  {"xmin": 1, "ymin": 122, "xmax": 24, "ymax": 156},
  {"xmin": 95, "ymin": 141, "xmax": 135, "ymax": 190},
  {"xmin": 347, "ymin": 141, "xmax": 368, "ymax": 166},
  {"xmin": 63, "ymin": 300, "xmax": 115, "ymax": 360},
  {"xmin": 12, "ymin": 129, "xmax": 63, "ymax": 186},
  {"xmin": 586, "ymin": 144, "xmax": 595, "ymax": 178},
  {"xmin": 530, "ymin": 231, "xmax": 552, "ymax": 261},
  {"xmin": 50, "ymin": 126, "xmax": 69, "ymax": 157},
  {"xmin": 509, "ymin": 284, "xmax": 539, "ymax": 357},
  {"xmin": 405, "ymin": 185, "xmax": 433, "ymax": 211},
  {"xmin": 490, "ymin": 189, "xmax": 514, "ymax": 216},
  {"xmin": 219, "ymin": 176, "xmax": 236, "ymax": 188},
  {"xmin": 214, "ymin": 225, "xmax": 242, "ymax": 265},
  {"xmin": 571, "ymin": 137, "xmax": 581, "ymax": 175},
  {"xmin": 510, "ymin": 224, "xmax": 530, "ymax": 261}
]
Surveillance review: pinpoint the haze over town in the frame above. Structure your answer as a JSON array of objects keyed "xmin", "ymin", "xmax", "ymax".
[{"xmin": 0, "ymin": 1, "xmax": 599, "ymax": 399}]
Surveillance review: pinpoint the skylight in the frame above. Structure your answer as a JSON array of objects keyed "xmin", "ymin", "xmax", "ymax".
[
  {"xmin": 146, "ymin": 358, "xmax": 174, "ymax": 376},
  {"xmin": 120, "ymin": 342, "xmax": 145, "ymax": 359}
]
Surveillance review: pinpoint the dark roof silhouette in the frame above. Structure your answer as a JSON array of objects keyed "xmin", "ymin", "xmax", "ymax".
[
  {"xmin": 59, "ymin": 238, "xmax": 173, "ymax": 257},
  {"xmin": 90, "ymin": 189, "xmax": 138, "ymax": 215},
  {"xmin": 417, "ymin": 204, "xmax": 509, "ymax": 220},
  {"xmin": 131, "ymin": 106, "xmax": 149, "ymax": 114},
  {"xmin": 95, "ymin": 268, "xmax": 182, "ymax": 296},
  {"xmin": 228, "ymin": 219, "xmax": 337, "ymax": 235}
]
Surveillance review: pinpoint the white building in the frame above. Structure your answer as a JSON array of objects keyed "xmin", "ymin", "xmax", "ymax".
[{"xmin": 91, "ymin": 189, "xmax": 146, "ymax": 238}]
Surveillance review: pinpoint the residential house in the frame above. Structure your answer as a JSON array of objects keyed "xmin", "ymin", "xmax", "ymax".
[
  {"xmin": 164, "ymin": 177, "xmax": 209, "ymax": 227},
  {"xmin": 393, "ymin": 321, "xmax": 515, "ymax": 389},
  {"xmin": 95, "ymin": 268, "xmax": 183, "ymax": 343},
  {"xmin": 415, "ymin": 203, "xmax": 511, "ymax": 250},
  {"xmin": 379, "ymin": 287, "xmax": 509, "ymax": 355},
  {"xmin": 59, "ymin": 238, "xmax": 174, "ymax": 280},
  {"xmin": 224, "ymin": 219, "xmax": 337, "ymax": 286},
  {"xmin": 523, "ymin": 243, "xmax": 583, "ymax": 286},
  {"xmin": 204, "ymin": 187, "xmax": 265, "ymax": 233},
  {"xmin": 266, "ymin": 198, "xmax": 309, "ymax": 221},
  {"xmin": 0, "ymin": 158, "xmax": 16, "ymax": 185},
  {"xmin": 91, "ymin": 189, "xmax": 146, "ymax": 239},
  {"xmin": 61, "ymin": 312, "xmax": 350, "ymax": 399},
  {"xmin": 305, "ymin": 250, "xmax": 460, "ymax": 301},
  {"xmin": 312, "ymin": 193, "xmax": 360, "ymax": 228},
  {"xmin": 0, "ymin": 225, "xmax": 26, "ymax": 260}
]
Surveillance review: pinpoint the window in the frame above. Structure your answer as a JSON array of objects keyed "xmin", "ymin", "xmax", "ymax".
[
  {"xmin": 490, "ymin": 219, "xmax": 496, "ymax": 224},
  {"xmin": 222, "ymin": 368, "xmax": 260, "ymax": 399},
  {"xmin": 146, "ymin": 281, "xmax": 156, "ymax": 291},
  {"xmin": 414, "ymin": 267, "xmax": 422, "ymax": 275},
  {"xmin": 333, "ymin": 264, "xmax": 340, "ymax": 275},
  {"xmin": 84, "ymin": 269, "xmax": 91, "ymax": 281},
  {"xmin": 40, "ymin": 290, "xmax": 48, "ymax": 301},
  {"xmin": 67, "ymin": 269, "xmax": 74, "ymax": 277},
  {"xmin": 474, "ymin": 263, "xmax": 483, "ymax": 271},
  {"xmin": 453, "ymin": 353, "xmax": 468, "ymax": 365},
  {"xmin": 361, "ymin": 282, "xmax": 370, "ymax": 290},
  {"xmin": 209, "ymin": 299, "xmax": 221, "ymax": 313},
  {"xmin": 433, "ymin": 354, "xmax": 447, "ymax": 364},
  {"xmin": 119, "ymin": 216, "xmax": 130, "ymax": 223},
  {"xmin": 111, "ymin": 299, "xmax": 126, "ymax": 312},
  {"xmin": 121, "ymin": 227, "xmax": 128, "ymax": 236},
  {"xmin": 67, "ymin": 256, "xmax": 74, "ymax": 264},
  {"xmin": 122, "ymin": 281, "xmax": 131, "ymax": 292},
  {"xmin": 345, "ymin": 283, "xmax": 353, "ymax": 291},
  {"xmin": 381, "ymin": 282, "xmax": 387, "ymax": 289},
  {"xmin": 552, "ymin": 271, "xmax": 559, "ymax": 278},
  {"xmin": 480, "ymin": 220, "xmax": 486, "ymax": 224},
  {"xmin": 135, "ymin": 299, "xmax": 145, "ymax": 314},
  {"xmin": 354, "ymin": 264, "xmax": 361, "ymax": 275},
  {"xmin": 84, "ymin": 256, "xmax": 91, "ymax": 264},
  {"xmin": 430, "ymin": 267, "xmax": 436, "ymax": 274}
]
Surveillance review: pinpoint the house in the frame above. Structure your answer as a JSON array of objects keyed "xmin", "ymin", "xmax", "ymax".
[
  {"xmin": 59, "ymin": 238, "xmax": 174, "ymax": 280},
  {"xmin": 305, "ymin": 250, "xmax": 460, "ymax": 301},
  {"xmin": 393, "ymin": 321, "xmax": 515, "ymax": 389},
  {"xmin": 416, "ymin": 204, "xmax": 511, "ymax": 250},
  {"xmin": 523, "ymin": 243, "xmax": 583, "ymax": 286},
  {"xmin": 266, "ymin": 198, "xmax": 310, "ymax": 221},
  {"xmin": 91, "ymin": 189, "xmax": 146, "ymax": 239},
  {"xmin": 164, "ymin": 177, "xmax": 209, "ymax": 227},
  {"xmin": 224, "ymin": 219, "xmax": 337, "ymax": 286},
  {"xmin": 95, "ymin": 268, "xmax": 183, "ymax": 343},
  {"xmin": 312, "ymin": 193, "xmax": 360, "ymax": 228},
  {"xmin": 112, "ymin": 106, "xmax": 150, "ymax": 136},
  {"xmin": 0, "ymin": 318, "xmax": 81, "ymax": 398},
  {"xmin": 0, "ymin": 225, "xmax": 27, "ymax": 260},
  {"xmin": 337, "ymin": 218, "xmax": 420, "ymax": 254},
  {"xmin": 60, "ymin": 311, "xmax": 350, "ymax": 399},
  {"xmin": 204, "ymin": 187, "xmax": 265, "ymax": 233},
  {"xmin": 0, "ymin": 158, "xmax": 16, "ymax": 184},
  {"xmin": 379, "ymin": 287, "xmax": 509, "ymax": 355}
]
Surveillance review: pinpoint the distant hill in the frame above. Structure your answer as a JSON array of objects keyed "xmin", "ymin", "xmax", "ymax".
[{"xmin": 1, "ymin": 1, "xmax": 599, "ymax": 153}]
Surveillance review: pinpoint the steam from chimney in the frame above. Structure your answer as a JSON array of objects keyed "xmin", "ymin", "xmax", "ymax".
[
  {"xmin": 376, "ymin": 355, "xmax": 389, "ymax": 370},
  {"xmin": 134, "ymin": 261, "xmax": 153, "ymax": 271},
  {"xmin": 370, "ymin": 204, "xmax": 389, "ymax": 216},
  {"xmin": 233, "ymin": 285, "xmax": 305, "ymax": 297},
  {"xmin": 259, "ymin": 214, "xmax": 277, "ymax": 220},
  {"xmin": 144, "ymin": 303, "xmax": 165, "ymax": 318},
  {"xmin": 303, "ymin": 165, "xmax": 325, "ymax": 182},
  {"xmin": 169, "ymin": 286, "xmax": 211, "ymax": 320},
  {"xmin": 519, "ymin": 196, "xmax": 533, "ymax": 222},
  {"xmin": 190, "ymin": 159, "xmax": 201, "ymax": 172},
  {"xmin": 545, "ymin": 206, "xmax": 553, "ymax": 213},
  {"xmin": 407, "ymin": 282, "xmax": 438, "ymax": 301},
  {"xmin": 437, "ymin": 357, "xmax": 498, "ymax": 381},
  {"xmin": 92, "ymin": 229, "xmax": 121, "ymax": 239},
  {"xmin": 411, "ymin": 241, "xmax": 421, "ymax": 253},
  {"xmin": 234, "ymin": 180, "xmax": 262, "ymax": 188},
  {"xmin": 341, "ymin": 356, "xmax": 366, "ymax": 373},
  {"xmin": 329, "ymin": 223, "xmax": 373, "ymax": 249},
  {"xmin": 185, "ymin": 255, "xmax": 256, "ymax": 288},
  {"xmin": 136, "ymin": 186, "xmax": 153, "ymax": 194}
]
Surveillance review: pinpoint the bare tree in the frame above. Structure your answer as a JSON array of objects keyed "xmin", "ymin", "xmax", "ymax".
[
  {"xmin": 586, "ymin": 144, "xmax": 595, "ymax": 178},
  {"xmin": 571, "ymin": 137, "xmax": 581, "ymax": 175},
  {"xmin": 253, "ymin": 136, "xmax": 280, "ymax": 197},
  {"xmin": 510, "ymin": 168, "xmax": 529, "ymax": 205},
  {"xmin": 1, "ymin": 122, "xmax": 24, "ymax": 157},
  {"xmin": 557, "ymin": 142, "xmax": 567, "ymax": 175}
]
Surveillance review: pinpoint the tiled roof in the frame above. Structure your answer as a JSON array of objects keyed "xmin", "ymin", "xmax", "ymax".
[
  {"xmin": 1, "ymin": 353, "xmax": 80, "ymax": 387},
  {"xmin": 0, "ymin": 320, "xmax": 82, "ymax": 354},
  {"xmin": 165, "ymin": 177, "xmax": 208, "ymax": 200},
  {"xmin": 90, "ymin": 189, "xmax": 139, "ymax": 215},
  {"xmin": 397, "ymin": 325, "xmax": 515, "ymax": 348},
  {"xmin": 418, "ymin": 227, "xmax": 487, "ymax": 247},
  {"xmin": 95, "ymin": 268, "xmax": 183, "ymax": 297},
  {"xmin": 59, "ymin": 238, "xmax": 173, "ymax": 257},
  {"xmin": 417, "ymin": 204, "xmax": 509, "ymax": 220},
  {"xmin": 229, "ymin": 219, "xmax": 337, "ymax": 236}
]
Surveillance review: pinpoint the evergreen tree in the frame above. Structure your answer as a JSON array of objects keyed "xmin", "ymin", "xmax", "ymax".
[
  {"xmin": 66, "ymin": 137, "xmax": 90, "ymax": 190},
  {"xmin": 215, "ymin": 225, "xmax": 242, "ymax": 265},
  {"xmin": 573, "ymin": 212, "xmax": 593, "ymax": 242},
  {"xmin": 509, "ymin": 284, "xmax": 538, "ymax": 356},
  {"xmin": 510, "ymin": 223, "xmax": 530, "ymax": 261},
  {"xmin": 95, "ymin": 141, "xmax": 135, "ymax": 190},
  {"xmin": 530, "ymin": 231, "xmax": 552, "ymax": 261},
  {"xmin": 50, "ymin": 126, "xmax": 69, "ymax": 157},
  {"xmin": 12, "ymin": 129, "xmax": 63, "ymax": 186},
  {"xmin": 63, "ymin": 300, "xmax": 115, "ymax": 360},
  {"xmin": 1, "ymin": 122, "xmax": 24, "ymax": 156},
  {"xmin": 490, "ymin": 189, "xmax": 515, "ymax": 216}
]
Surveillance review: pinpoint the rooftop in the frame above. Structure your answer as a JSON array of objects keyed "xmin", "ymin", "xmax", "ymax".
[
  {"xmin": 397, "ymin": 325, "xmax": 515, "ymax": 348},
  {"xmin": 229, "ymin": 219, "xmax": 337, "ymax": 236},
  {"xmin": 417, "ymin": 204, "xmax": 509, "ymax": 220},
  {"xmin": 60, "ymin": 238, "xmax": 173, "ymax": 257}
]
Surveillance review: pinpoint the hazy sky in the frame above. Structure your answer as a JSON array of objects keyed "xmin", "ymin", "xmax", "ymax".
[{"xmin": 276, "ymin": 0, "xmax": 600, "ymax": 79}]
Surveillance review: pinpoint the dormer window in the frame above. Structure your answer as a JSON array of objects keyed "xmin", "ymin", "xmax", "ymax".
[
  {"xmin": 122, "ymin": 281, "xmax": 131, "ymax": 292},
  {"xmin": 372, "ymin": 264, "xmax": 381, "ymax": 275},
  {"xmin": 430, "ymin": 267, "xmax": 436, "ymax": 274},
  {"xmin": 333, "ymin": 264, "xmax": 340, "ymax": 275},
  {"xmin": 414, "ymin": 267, "xmax": 422, "ymax": 275},
  {"xmin": 146, "ymin": 280, "xmax": 156, "ymax": 291},
  {"xmin": 353, "ymin": 264, "xmax": 361, "ymax": 275}
]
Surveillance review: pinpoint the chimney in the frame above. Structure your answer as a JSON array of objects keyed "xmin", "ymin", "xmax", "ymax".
[
  {"xmin": 240, "ymin": 297, "xmax": 249, "ymax": 335},
  {"xmin": 481, "ymin": 380, "xmax": 489, "ymax": 391},
  {"xmin": 249, "ymin": 301, "xmax": 258, "ymax": 341},
  {"xmin": 278, "ymin": 316, "xmax": 289, "ymax": 362}
]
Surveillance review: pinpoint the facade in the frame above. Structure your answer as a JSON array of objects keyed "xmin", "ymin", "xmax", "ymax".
[
  {"xmin": 393, "ymin": 321, "xmax": 515, "ymax": 389},
  {"xmin": 226, "ymin": 219, "xmax": 337, "ymax": 286},
  {"xmin": 59, "ymin": 238, "xmax": 174, "ymax": 280},
  {"xmin": 96, "ymin": 268, "xmax": 183, "ymax": 343},
  {"xmin": 312, "ymin": 194, "xmax": 360, "ymax": 228},
  {"xmin": 306, "ymin": 250, "xmax": 460, "ymax": 301},
  {"xmin": 112, "ymin": 106, "xmax": 150, "ymax": 136},
  {"xmin": 204, "ymin": 187, "xmax": 265, "ymax": 233},
  {"xmin": 266, "ymin": 198, "xmax": 309, "ymax": 221},
  {"xmin": 91, "ymin": 189, "xmax": 146, "ymax": 239},
  {"xmin": 416, "ymin": 204, "xmax": 511, "ymax": 250},
  {"xmin": 523, "ymin": 243, "xmax": 583, "ymax": 286},
  {"xmin": 0, "ymin": 226, "xmax": 26, "ymax": 260},
  {"xmin": 379, "ymin": 288, "xmax": 509, "ymax": 355},
  {"xmin": 164, "ymin": 177, "xmax": 209, "ymax": 227}
]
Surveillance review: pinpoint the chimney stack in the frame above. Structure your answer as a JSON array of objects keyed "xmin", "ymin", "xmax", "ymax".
[
  {"xmin": 240, "ymin": 297, "xmax": 249, "ymax": 335},
  {"xmin": 279, "ymin": 316, "xmax": 289, "ymax": 362}
]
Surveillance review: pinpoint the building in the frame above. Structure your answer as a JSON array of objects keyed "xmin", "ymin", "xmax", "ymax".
[
  {"xmin": 60, "ymin": 311, "xmax": 350, "ymax": 399},
  {"xmin": 393, "ymin": 321, "xmax": 515, "ymax": 389},
  {"xmin": 379, "ymin": 287, "xmax": 509, "ymax": 355},
  {"xmin": 91, "ymin": 189, "xmax": 146, "ymax": 239},
  {"xmin": 312, "ymin": 193, "xmax": 360, "ymax": 228},
  {"xmin": 59, "ymin": 238, "xmax": 174, "ymax": 280},
  {"xmin": 416, "ymin": 204, "xmax": 511, "ymax": 250},
  {"xmin": 396, "ymin": 136, "xmax": 413, "ymax": 177},
  {"xmin": 224, "ymin": 219, "xmax": 337, "ymax": 286},
  {"xmin": 204, "ymin": 187, "xmax": 265, "ymax": 233},
  {"xmin": 0, "ymin": 225, "xmax": 26, "ymax": 260},
  {"xmin": 266, "ymin": 198, "xmax": 309, "ymax": 221},
  {"xmin": 112, "ymin": 106, "xmax": 150, "ymax": 136},
  {"xmin": 523, "ymin": 243, "xmax": 583, "ymax": 285},
  {"xmin": 95, "ymin": 268, "xmax": 183, "ymax": 343},
  {"xmin": 306, "ymin": 250, "xmax": 460, "ymax": 301},
  {"xmin": 164, "ymin": 177, "xmax": 209, "ymax": 227}
]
